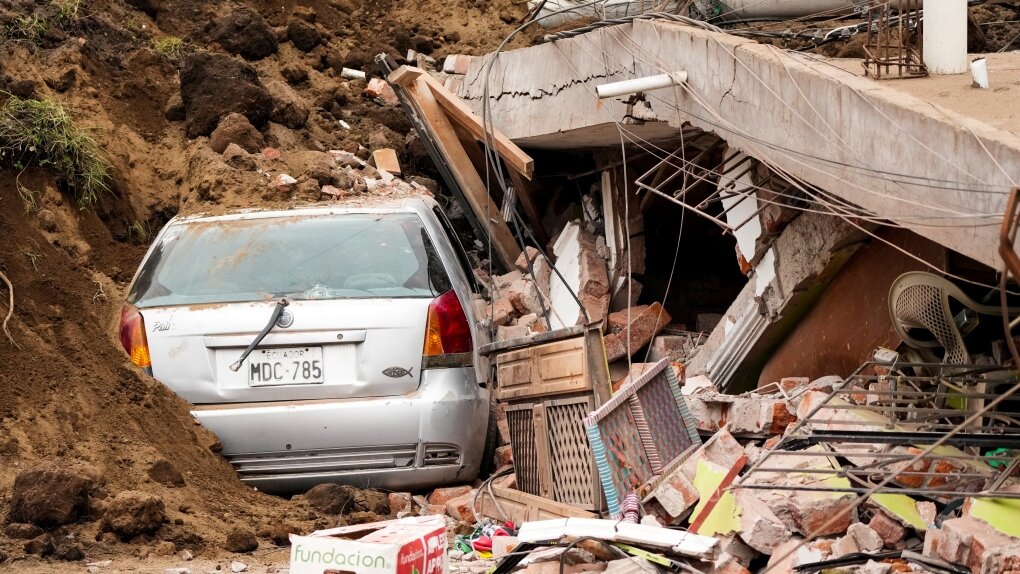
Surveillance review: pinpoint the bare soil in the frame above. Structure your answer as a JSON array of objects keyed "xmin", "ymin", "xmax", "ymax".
[{"xmin": 0, "ymin": 0, "xmax": 528, "ymax": 567}]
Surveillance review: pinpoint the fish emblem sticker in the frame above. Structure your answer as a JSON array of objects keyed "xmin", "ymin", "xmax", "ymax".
[{"xmin": 382, "ymin": 366, "xmax": 414, "ymax": 378}]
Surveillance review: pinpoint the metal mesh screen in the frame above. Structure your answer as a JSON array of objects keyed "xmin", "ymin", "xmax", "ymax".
[
  {"xmin": 599, "ymin": 402, "xmax": 655, "ymax": 498},
  {"xmin": 636, "ymin": 374, "xmax": 699, "ymax": 465},
  {"xmin": 506, "ymin": 405, "xmax": 541, "ymax": 496},
  {"xmin": 546, "ymin": 398, "xmax": 598, "ymax": 507}
]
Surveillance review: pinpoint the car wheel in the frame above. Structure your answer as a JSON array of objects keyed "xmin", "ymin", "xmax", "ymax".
[{"xmin": 479, "ymin": 393, "xmax": 500, "ymax": 477}]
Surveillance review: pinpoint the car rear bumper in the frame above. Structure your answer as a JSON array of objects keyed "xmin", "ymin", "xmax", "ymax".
[{"xmin": 191, "ymin": 367, "xmax": 488, "ymax": 493}]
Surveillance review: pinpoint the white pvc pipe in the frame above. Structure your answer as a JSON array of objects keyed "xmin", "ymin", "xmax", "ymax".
[
  {"xmin": 596, "ymin": 71, "xmax": 688, "ymax": 99},
  {"xmin": 703, "ymin": 0, "xmax": 853, "ymax": 20},
  {"xmin": 340, "ymin": 68, "xmax": 366, "ymax": 80},
  {"xmin": 923, "ymin": 0, "xmax": 968, "ymax": 74},
  {"xmin": 971, "ymin": 57, "xmax": 989, "ymax": 88}
]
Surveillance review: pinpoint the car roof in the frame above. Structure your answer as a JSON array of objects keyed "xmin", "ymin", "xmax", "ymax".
[{"xmin": 168, "ymin": 196, "xmax": 440, "ymax": 225}]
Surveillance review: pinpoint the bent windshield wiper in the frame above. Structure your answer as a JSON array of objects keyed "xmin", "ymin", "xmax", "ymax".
[{"xmin": 229, "ymin": 298, "xmax": 290, "ymax": 372}]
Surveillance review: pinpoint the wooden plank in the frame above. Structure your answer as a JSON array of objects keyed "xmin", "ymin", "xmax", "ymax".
[
  {"xmin": 406, "ymin": 76, "xmax": 521, "ymax": 269},
  {"xmin": 386, "ymin": 65, "xmax": 424, "ymax": 86},
  {"xmin": 390, "ymin": 66, "xmax": 533, "ymax": 179},
  {"xmin": 477, "ymin": 486, "xmax": 596, "ymax": 524},
  {"xmin": 532, "ymin": 404, "xmax": 555, "ymax": 499}
]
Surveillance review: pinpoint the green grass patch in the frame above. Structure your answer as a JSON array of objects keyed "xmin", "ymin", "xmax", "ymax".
[
  {"xmin": 5, "ymin": 14, "xmax": 50, "ymax": 41},
  {"xmin": 153, "ymin": 36, "xmax": 188, "ymax": 59},
  {"xmin": 0, "ymin": 94, "xmax": 111, "ymax": 209},
  {"xmin": 54, "ymin": 0, "xmax": 82, "ymax": 22}
]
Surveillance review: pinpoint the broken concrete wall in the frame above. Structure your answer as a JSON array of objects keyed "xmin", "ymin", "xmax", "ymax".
[{"xmin": 686, "ymin": 210, "xmax": 868, "ymax": 391}]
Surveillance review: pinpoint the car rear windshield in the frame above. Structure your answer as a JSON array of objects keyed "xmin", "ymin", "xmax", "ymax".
[{"xmin": 128, "ymin": 212, "xmax": 453, "ymax": 307}]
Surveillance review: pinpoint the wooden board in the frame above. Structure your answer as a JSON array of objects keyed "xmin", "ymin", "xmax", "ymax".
[
  {"xmin": 388, "ymin": 65, "xmax": 534, "ymax": 179},
  {"xmin": 496, "ymin": 337, "xmax": 589, "ymax": 401},
  {"xmin": 406, "ymin": 76, "xmax": 522, "ymax": 268},
  {"xmin": 477, "ymin": 486, "xmax": 597, "ymax": 524}
]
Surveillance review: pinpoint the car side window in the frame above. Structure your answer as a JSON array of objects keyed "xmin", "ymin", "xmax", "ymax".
[{"xmin": 433, "ymin": 207, "xmax": 479, "ymax": 293}]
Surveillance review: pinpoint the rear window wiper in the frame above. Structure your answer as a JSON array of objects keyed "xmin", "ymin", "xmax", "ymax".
[{"xmin": 229, "ymin": 298, "xmax": 290, "ymax": 372}]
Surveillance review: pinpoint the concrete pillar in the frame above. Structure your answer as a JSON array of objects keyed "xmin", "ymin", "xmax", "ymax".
[{"xmin": 923, "ymin": 0, "xmax": 968, "ymax": 74}]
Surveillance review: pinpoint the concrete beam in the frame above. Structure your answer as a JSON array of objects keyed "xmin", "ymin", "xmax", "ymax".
[{"xmin": 458, "ymin": 20, "xmax": 1020, "ymax": 268}]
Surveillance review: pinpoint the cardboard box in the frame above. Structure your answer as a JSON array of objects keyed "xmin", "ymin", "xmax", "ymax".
[{"xmin": 290, "ymin": 516, "xmax": 448, "ymax": 574}]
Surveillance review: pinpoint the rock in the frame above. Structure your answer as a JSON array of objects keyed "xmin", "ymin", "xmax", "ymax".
[
  {"xmin": 164, "ymin": 91, "xmax": 185, "ymax": 122},
  {"xmin": 102, "ymin": 491, "xmax": 165, "ymax": 538},
  {"xmin": 262, "ymin": 147, "xmax": 282, "ymax": 161},
  {"xmin": 180, "ymin": 52, "xmax": 273, "ymax": 138},
  {"xmin": 231, "ymin": 561, "xmax": 248, "ymax": 573},
  {"xmin": 287, "ymin": 18, "xmax": 321, "ymax": 51},
  {"xmin": 270, "ymin": 523, "xmax": 298, "ymax": 546},
  {"xmin": 494, "ymin": 445, "xmax": 513, "ymax": 468},
  {"xmin": 4, "ymin": 522, "xmax": 44, "ymax": 539},
  {"xmin": 125, "ymin": 0, "xmax": 159, "ymax": 16},
  {"xmin": 209, "ymin": 113, "xmax": 265, "ymax": 154},
  {"xmin": 304, "ymin": 484, "xmax": 389, "ymax": 515},
  {"xmin": 53, "ymin": 536, "xmax": 85, "ymax": 561},
  {"xmin": 265, "ymin": 79, "xmax": 310, "ymax": 129},
  {"xmin": 281, "ymin": 63, "xmax": 309, "ymax": 85},
  {"xmin": 24, "ymin": 533, "xmax": 54, "ymax": 557},
  {"xmin": 289, "ymin": 150, "xmax": 335, "ymax": 185},
  {"xmin": 388, "ymin": 492, "xmax": 413, "ymax": 517},
  {"xmin": 212, "ymin": 7, "xmax": 278, "ymax": 60},
  {"xmin": 223, "ymin": 144, "xmax": 258, "ymax": 171},
  {"xmin": 147, "ymin": 459, "xmax": 186, "ymax": 488},
  {"xmin": 224, "ymin": 527, "xmax": 258, "ymax": 553},
  {"xmin": 8, "ymin": 462, "xmax": 90, "ymax": 528},
  {"xmin": 272, "ymin": 173, "xmax": 297, "ymax": 192},
  {"xmin": 847, "ymin": 523, "xmax": 884, "ymax": 553}
]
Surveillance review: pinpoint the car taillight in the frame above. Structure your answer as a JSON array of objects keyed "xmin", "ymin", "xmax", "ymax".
[
  {"xmin": 119, "ymin": 304, "xmax": 152, "ymax": 371},
  {"xmin": 423, "ymin": 289, "xmax": 472, "ymax": 362}
]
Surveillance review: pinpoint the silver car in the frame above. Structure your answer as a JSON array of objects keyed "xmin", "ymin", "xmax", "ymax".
[{"xmin": 119, "ymin": 197, "xmax": 491, "ymax": 493}]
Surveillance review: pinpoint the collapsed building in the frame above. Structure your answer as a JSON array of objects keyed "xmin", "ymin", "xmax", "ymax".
[{"xmin": 377, "ymin": 3, "xmax": 1020, "ymax": 574}]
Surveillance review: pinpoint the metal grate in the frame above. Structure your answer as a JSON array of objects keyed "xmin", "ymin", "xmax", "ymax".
[
  {"xmin": 733, "ymin": 360, "xmax": 1020, "ymax": 500},
  {"xmin": 507, "ymin": 404, "xmax": 541, "ymax": 496},
  {"xmin": 546, "ymin": 397, "xmax": 601, "ymax": 507}
]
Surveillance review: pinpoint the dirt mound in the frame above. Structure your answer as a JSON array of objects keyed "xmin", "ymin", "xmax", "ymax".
[{"xmin": 0, "ymin": 0, "xmax": 526, "ymax": 568}]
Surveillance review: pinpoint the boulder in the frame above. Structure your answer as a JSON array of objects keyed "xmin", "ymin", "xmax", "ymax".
[
  {"xmin": 180, "ymin": 53, "xmax": 273, "ymax": 138},
  {"xmin": 8, "ymin": 462, "xmax": 90, "ymax": 528},
  {"xmin": 24, "ymin": 534, "xmax": 54, "ymax": 557},
  {"xmin": 147, "ymin": 459, "xmax": 186, "ymax": 488},
  {"xmin": 287, "ymin": 18, "xmax": 321, "ymax": 52},
  {"xmin": 265, "ymin": 79, "xmax": 310, "ymax": 130},
  {"xmin": 101, "ymin": 491, "xmax": 165, "ymax": 538},
  {"xmin": 224, "ymin": 527, "xmax": 258, "ymax": 553},
  {"xmin": 304, "ymin": 484, "xmax": 389, "ymax": 515},
  {"xmin": 212, "ymin": 7, "xmax": 278, "ymax": 60},
  {"xmin": 209, "ymin": 113, "xmax": 265, "ymax": 154}
]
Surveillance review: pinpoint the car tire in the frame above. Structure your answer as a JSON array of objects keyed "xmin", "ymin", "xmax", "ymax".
[{"xmin": 479, "ymin": 392, "xmax": 500, "ymax": 477}]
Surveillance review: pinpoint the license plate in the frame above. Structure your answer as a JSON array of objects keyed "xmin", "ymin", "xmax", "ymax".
[{"xmin": 247, "ymin": 347, "xmax": 324, "ymax": 386}]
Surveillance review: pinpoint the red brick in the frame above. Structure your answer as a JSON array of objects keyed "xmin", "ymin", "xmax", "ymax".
[
  {"xmin": 494, "ymin": 445, "xmax": 513, "ymax": 469},
  {"xmin": 388, "ymin": 492, "xmax": 413, "ymax": 517},
  {"xmin": 364, "ymin": 78, "xmax": 398, "ymax": 105},
  {"xmin": 765, "ymin": 401, "xmax": 796, "ymax": 435},
  {"xmin": 445, "ymin": 491, "xmax": 477, "ymax": 522},
  {"xmin": 714, "ymin": 558, "xmax": 750, "ymax": 574},
  {"xmin": 869, "ymin": 510, "xmax": 906, "ymax": 546},
  {"xmin": 603, "ymin": 303, "xmax": 672, "ymax": 361},
  {"xmin": 428, "ymin": 485, "xmax": 473, "ymax": 506},
  {"xmin": 495, "ymin": 402, "xmax": 510, "ymax": 446}
]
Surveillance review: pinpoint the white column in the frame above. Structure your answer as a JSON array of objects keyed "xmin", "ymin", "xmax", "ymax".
[{"xmin": 924, "ymin": 0, "xmax": 968, "ymax": 74}]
